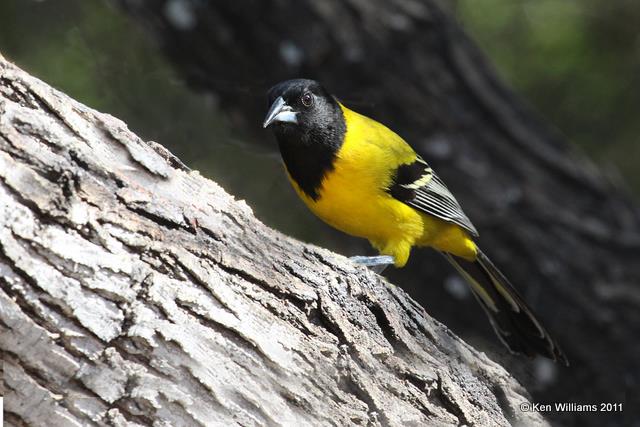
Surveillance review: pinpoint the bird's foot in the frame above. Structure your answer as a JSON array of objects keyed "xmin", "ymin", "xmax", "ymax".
[{"xmin": 350, "ymin": 255, "xmax": 395, "ymax": 274}]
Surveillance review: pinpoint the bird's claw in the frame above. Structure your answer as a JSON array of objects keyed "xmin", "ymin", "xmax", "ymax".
[{"xmin": 350, "ymin": 255, "xmax": 395, "ymax": 273}]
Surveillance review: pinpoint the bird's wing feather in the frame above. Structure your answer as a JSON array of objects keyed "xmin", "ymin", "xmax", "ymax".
[{"xmin": 387, "ymin": 156, "xmax": 479, "ymax": 236}]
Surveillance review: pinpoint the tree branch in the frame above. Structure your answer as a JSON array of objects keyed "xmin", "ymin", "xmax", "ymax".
[
  {"xmin": 113, "ymin": 4, "xmax": 640, "ymax": 426},
  {"xmin": 0, "ymin": 56, "xmax": 544, "ymax": 425}
]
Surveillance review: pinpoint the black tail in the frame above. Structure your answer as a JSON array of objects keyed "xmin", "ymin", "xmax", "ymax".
[{"xmin": 444, "ymin": 249, "xmax": 568, "ymax": 365}]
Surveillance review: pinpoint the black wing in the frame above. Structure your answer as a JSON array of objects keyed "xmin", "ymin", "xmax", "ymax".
[{"xmin": 387, "ymin": 156, "xmax": 478, "ymax": 236}]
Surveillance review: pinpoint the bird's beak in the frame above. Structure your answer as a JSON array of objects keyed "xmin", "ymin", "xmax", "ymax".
[{"xmin": 263, "ymin": 96, "xmax": 298, "ymax": 128}]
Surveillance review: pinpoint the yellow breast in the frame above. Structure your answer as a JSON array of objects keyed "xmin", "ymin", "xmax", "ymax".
[
  {"xmin": 289, "ymin": 106, "xmax": 422, "ymax": 243},
  {"xmin": 287, "ymin": 103, "xmax": 477, "ymax": 266}
]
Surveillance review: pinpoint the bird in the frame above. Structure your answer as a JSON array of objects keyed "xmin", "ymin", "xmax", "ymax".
[{"xmin": 263, "ymin": 78, "xmax": 567, "ymax": 365}]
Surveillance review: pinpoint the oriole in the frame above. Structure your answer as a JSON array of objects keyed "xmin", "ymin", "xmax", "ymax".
[{"xmin": 263, "ymin": 79, "xmax": 567, "ymax": 364}]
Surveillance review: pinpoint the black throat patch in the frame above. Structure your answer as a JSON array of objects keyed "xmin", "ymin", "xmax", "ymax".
[{"xmin": 275, "ymin": 103, "xmax": 346, "ymax": 200}]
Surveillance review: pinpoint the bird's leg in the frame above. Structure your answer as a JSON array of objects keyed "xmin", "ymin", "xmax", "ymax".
[{"xmin": 350, "ymin": 255, "xmax": 395, "ymax": 274}]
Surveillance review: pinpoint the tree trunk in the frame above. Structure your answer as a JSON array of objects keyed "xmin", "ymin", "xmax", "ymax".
[
  {"xmin": 116, "ymin": 2, "xmax": 640, "ymax": 425},
  {"xmin": 0, "ymin": 54, "xmax": 547, "ymax": 425}
]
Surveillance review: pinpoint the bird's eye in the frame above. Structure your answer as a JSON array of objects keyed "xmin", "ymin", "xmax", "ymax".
[{"xmin": 301, "ymin": 92, "xmax": 314, "ymax": 107}]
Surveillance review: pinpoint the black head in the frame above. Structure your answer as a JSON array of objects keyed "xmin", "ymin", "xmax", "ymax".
[
  {"xmin": 263, "ymin": 79, "xmax": 346, "ymax": 200},
  {"xmin": 264, "ymin": 79, "xmax": 342, "ymax": 135}
]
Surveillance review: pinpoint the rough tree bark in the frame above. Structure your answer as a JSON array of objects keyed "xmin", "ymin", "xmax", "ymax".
[
  {"xmin": 115, "ymin": 2, "xmax": 640, "ymax": 425},
  {"xmin": 0, "ymin": 54, "xmax": 547, "ymax": 425}
]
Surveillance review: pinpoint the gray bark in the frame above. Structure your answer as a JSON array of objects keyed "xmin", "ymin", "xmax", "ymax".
[
  {"xmin": 115, "ymin": 2, "xmax": 640, "ymax": 426},
  {"xmin": 0, "ymin": 54, "xmax": 544, "ymax": 425}
]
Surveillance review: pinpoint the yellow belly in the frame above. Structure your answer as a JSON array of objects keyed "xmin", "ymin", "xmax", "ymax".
[
  {"xmin": 291, "ymin": 169, "xmax": 423, "ymax": 244},
  {"xmin": 288, "ymin": 166, "xmax": 477, "ymax": 267},
  {"xmin": 287, "ymin": 104, "xmax": 477, "ymax": 267}
]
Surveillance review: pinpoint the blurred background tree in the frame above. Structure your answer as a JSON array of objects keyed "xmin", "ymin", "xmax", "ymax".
[
  {"xmin": 2, "ymin": 0, "xmax": 637, "ymax": 232},
  {"xmin": 1, "ymin": 1, "xmax": 638, "ymax": 426},
  {"xmin": 455, "ymin": 0, "xmax": 640, "ymax": 192}
]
